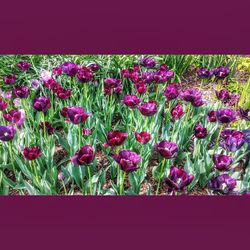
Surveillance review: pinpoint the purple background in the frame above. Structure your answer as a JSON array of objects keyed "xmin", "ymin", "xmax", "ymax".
[{"xmin": 1, "ymin": 0, "xmax": 250, "ymax": 249}]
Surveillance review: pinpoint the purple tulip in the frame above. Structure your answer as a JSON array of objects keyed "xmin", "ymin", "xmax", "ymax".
[
  {"xmin": 208, "ymin": 174, "xmax": 236, "ymax": 194},
  {"xmin": 76, "ymin": 67, "xmax": 93, "ymax": 82},
  {"xmin": 0, "ymin": 90, "xmax": 12, "ymax": 99},
  {"xmin": 155, "ymin": 140, "xmax": 178, "ymax": 159},
  {"xmin": 135, "ymin": 131, "xmax": 151, "ymax": 144},
  {"xmin": 215, "ymin": 89, "xmax": 230, "ymax": 102},
  {"xmin": 123, "ymin": 94, "xmax": 141, "ymax": 108},
  {"xmin": 65, "ymin": 106, "xmax": 92, "ymax": 124},
  {"xmin": 164, "ymin": 166, "xmax": 194, "ymax": 192},
  {"xmin": 71, "ymin": 145, "xmax": 95, "ymax": 166},
  {"xmin": 0, "ymin": 125, "xmax": 16, "ymax": 141},
  {"xmin": 52, "ymin": 67, "xmax": 62, "ymax": 76},
  {"xmin": 154, "ymin": 70, "xmax": 174, "ymax": 83},
  {"xmin": 239, "ymin": 108, "xmax": 250, "ymax": 121},
  {"xmin": 13, "ymin": 86, "xmax": 30, "ymax": 98},
  {"xmin": 194, "ymin": 122, "xmax": 207, "ymax": 139},
  {"xmin": 220, "ymin": 129, "xmax": 245, "ymax": 152},
  {"xmin": 31, "ymin": 79, "xmax": 40, "ymax": 89},
  {"xmin": 216, "ymin": 109, "xmax": 237, "ymax": 123},
  {"xmin": 197, "ymin": 68, "xmax": 212, "ymax": 78},
  {"xmin": 142, "ymin": 72, "xmax": 155, "ymax": 83},
  {"xmin": 137, "ymin": 100, "xmax": 157, "ymax": 116},
  {"xmin": 3, "ymin": 109, "xmax": 25, "ymax": 126},
  {"xmin": 207, "ymin": 110, "xmax": 217, "ymax": 122},
  {"xmin": 180, "ymin": 88, "xmax": 204, "ymax": 107},
  {"xmin": 140, "ymin": 57, "xmax": 156, "ymax": 68},
  {"xmin": 60, "ymin": 62, "xmax": 79, "ymax": 76},
  {"xmin": 3, "ymin": 75, "xmax": 17, "ymax": 85},
  {"xmin": 163, "ymin": 83, "xmax": 179, "ymax": 101},
  {"xmin": 23, "ymin": 146, "xmax": 42, "ymax": 160},
  {"xmin": 104, "ymin": 131, "xmax": 128, "ymax": 147},
  {"xmin": 89, "ymin": 63, "xmax": 101, "ymax": 71},
  {"xmin": 32, "ymin": 96, "xmax": 51, "ymax": 113},
  {"xmin": 212, "ymin": 66, "xmax": 230, "ymax": 79},
  {"xmin": 171, "ymin": 103, "xmax": 184, "ymax": 120},
  {"xmin": 16, "ymin": 60, "xmax": 31, "ymax": 71},
  {"xmin": 113, "ymin": 150, "xmax": 141, "ymax": 173},
  {"xmin": 135, "ymin": 80, "xmax": 147, "ymax": 94},
  {"xmin": 56, "ymin": 87, "xmax": 72, "ymax": 100},
  {"xmin": 82, "ymin": 128, "xmax": 92, "ymax": 137},
  {"xmin": 213, "ymin": 154, "xmax": 233, "ymax": 171},
  {"xmin": 0, "ymin": 99, "xmax": 8, "ymax": 111},
  {"xmin": 104, "ymin": 78, "xmax": 122, "ymax": 95}
]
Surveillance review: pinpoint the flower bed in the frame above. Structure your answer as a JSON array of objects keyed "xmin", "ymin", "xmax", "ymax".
[{"xmin": 0, "ymin": 55, "xmax": 249, "ymax": 195}]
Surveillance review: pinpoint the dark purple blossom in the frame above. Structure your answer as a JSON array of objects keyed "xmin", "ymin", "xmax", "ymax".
[
  {"xmin": 220, "ymin": 129, "xmax": 245, "ymax": 152},
  {"xmin": 0, "ymin": 99, "xmax": 8, "ymax": 111},
  {"xmin": 71, "ymin": 145, "xmax": 95, "ymax": 166},
  {"xmin": 163, "ymin": 83, "xmax": 179, "ymax": 101},
  {"xmin": 208, "ymin": 174, "xmax": 236, "ymax": 194},
  {"xmin": 216, "ymin": 109, "xmax": 237, "ymax": 123},
  {"xmin": 16, "ymin": 60, "xmax": 31, "ymax": 71},
  {"xmin": 123, "ymin": 94, "xmax": 141, "ymax": 108},
  {"xmin": 135, "ymin": 131, "xmax": 151, "ymax": 144},
  {"xmin": 194, "ymin": 122, "xmax": 207, "ymax": 139},
  {"xmin": 23, "ymin": 146, "xmax": 42, "ymax": 160},
  {"xmin": 164, "ymin": 166, "xmax": 194, "ymax": 192},
  {"xmin": 65, "ymin": 106, "xmax": 92, "ymax": 124},
  {"xmin": 140, "ymin": 57, "xmax": 156, "ymax": 68},
  {"xmin": 171, "ymin": 103, "xmax": 184, "ymax": 120},
  {"xmin": 60, "ymin": 62, "xmax": 79, "ymax": 76},
  {"xmin": 32, "ymin": 96, "xmax": 51, "ymax": 113},
  {"xmin": 197, "ymin": 68, "xmax": 212, "ymax": 78},
  {"xmin": 3, "ymin": 109, "xmax": 25, "ymax": 126},
  {"xmin": 13, "ymin": 86, "xmax": 30, "ymax": 98},
  {"xmin": 113, "ymin": 150, "xmax": 141, "ymax": 173},
  {"xmin": 207, "ymin": 110, "xmax": 217, "ymax": 122},
  {"xmin": 76, "ymin": 67, "xmax": 93, "ymax": 82},
  {"xmin": 212, "ymin": 66, "xmax": 230, "ymax": 79},
  {"xmin": 213, "ymin": 154, "xmax": 233, "ymax": 171},
  {"xmin": 137, "ymin": 100, "xmax": 157, "ymax": 116},
  {"xmin": 3, "ymin": 75, "xmax": 17, "ymax": 85},
  {"xmin": 0, "ymin": 125, "xmax": 16, "ymax": 141},
  {"xmin": 103, "ymin": 131, "xmax": 128, "ymax": 147},
  {"xmin": 155, "ymin": 140, "xmax": 178, "ymax": 159}
]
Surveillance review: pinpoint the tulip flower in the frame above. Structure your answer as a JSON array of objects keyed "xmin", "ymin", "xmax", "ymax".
[
  {"xmin": 0, "ymin": 125, "xmax": 16, "ymax": 141},
  {"xmin": 104, "ymin": 130, "xmax": 128, "ymax": 147},
  {"xmin": 0, "ymin": 99, "xmax": 8, "ymax": 111},
  {"xmin": 3, "ymin": 109, "xmax": 25, "ymax": 126},
  {"xmin": 163, "ymin": 83, "xmax": 179, "ymax": 101},
  {"xmin": 171, "ymin": 103, "xmax": 184, "ymax": 120},
  {"xmin": 140, "ymin": 57, "xmax": 156, "ymax": 68},
  {"xmin": 60, "ymin": 62, "xmax": 79, "ymax": 76},
  {"xmin": 216, "ymin": 108, "xmax": 236, "ymax": 123},
  {"xmin": 197, "ymin": 68, "xmax": 212, "ymax": 78},
  {"xmin": 82, "ymin": 128, "xmax": 92, "ymax": 137},
  {"xmin": 220, "ymin": 129, "xmax": 245, "ymax": 152},
  {"xmin": 155, "ymin": 140, "xmax": 178, "ymax": 159},
  {"xmin": 212, "ymin": 154, "xmax": 233, "ymax": 171},
  {"xmin": 16, "ymin": 60, "xmax": 31, "ymax": 71},
  {"xmin": 89, "ymin": 63, "xmax": 101, "ymax": 71},
  {"xmin": 142, "ymin": 72, "xmax": 155, "ymax": 83},
  {"xmin": 180, "ymin": 88, "xmax": 204, "ymax": 107},
  {"xmin": 71, "ymin": 145, "xmax": 95, "ymax": 165},
  {"xmin": 164, "ymin": 166, "xmax": 194, "ymax": 192},
  {"xmin": 137, "ymin": 100, "xmax": 157, "ymax": 116},
  {"xmin": 207, "ymin": 110, "xmax": 217, "ymax": 122},
  {"xmin": 40, "ymin": 122, "xmax": 55, "ymax": 135},
  {"xmin": 60, "ymin": 107, "xmax": 69, "ymax": 118},
  {"xmin": 212, "ymin": 66, "xmax": 230, "ymax": 79},
  {"xmin": 23, "ymin": 146, "xmax": 42, "ymax": 160},
  {"xmin": 135, "ymin": 80, "xmax": 147, "ymax": 94},
  {"xmin": 64, "ymin": 106, "xmax": 92, "ymax": 124},
  {"xmin": 3, "ymin": 75, "xmax": 17, "ymax": 85},
  {"xmin": 239, "ymin": 108, "xmax": 250, "ymax": 121},
  {"xmin": 215, "ymin": 89, "xmax": 230, "ymax": 102},
  {"xmin": 13, "ymin": 86, "xmax": 30, "ymax": 98},
  {"xmin": 76, "ymin": 67, "xmax": 93, "ymax": 82},
  {"xmin": 208, "ymin": 174, "xmax": 236, "ymax": 194},
  {"xmin": 32, "ymin": 96, "xmax": 51, "ymax": 113},
  {"xmin": 31, "ymin": 79, "xmax": 40, "ymax": 89},
  {"xmin": 104, "ymin": 78, "xmax": 122, "ymax": 95},
  {"xmin": 123, "ymin": 94, "xmax": 141, "ymax": 108},
  {"xmin": 135, "ymin": 131, "xmax": 151, "ymax": 144},
  {"xmin": 113, "ymin": 150, "xmax": 141, "ymax": 173},
  {"xmin": 194, "ymin": 122, "xmax": 207, "ymax": 139},
  {"xmin": 58, "ymin": 172, "xmax": 65, "ymax": 181},
  {"xmin": 40, "ymin": 70, "xmax": 52, "ymax": 82},
  {"xmin": 52, "ymin": 67, "xmax": 62, "ymax": 76},
  {"xmin": 154, "ymin": 70, "xmax": 174, "ymax": 83},
  {"xmin": 43, "ymin": 78, "xmax": 60, "ymax": 90},
  {"xmin": 0, "ymin": 90, "xmax": 12, "ymax": 99},
  {"xmin": 56, "ymin": 87, "xmax": 72, "ymax": 99}
]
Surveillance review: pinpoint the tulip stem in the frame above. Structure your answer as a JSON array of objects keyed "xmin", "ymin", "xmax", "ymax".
[
  {"xmin": 32, "ymin": 160, "xmax": 39, "ymax": 185},
  {"xmin": 62, "ymin": 180, "xmax": 67, "ymax": 195},
  {"xmin": 88, "ymin": 166, "xmax": 93, "ymax": 195},
  {"xmin": 120, "ymin": 171, "xmax": 126, "ymax": 195},
  {"xmin": 79, "ymin": 125, "xmax": 81, "ymax": 147},
  {"xmin": 156, "ymin": 158, "xmax": 166, "ymax": 195},
  {"xmin": 216, "ymin": 125, "xmax": 223, "ymax": 146}
]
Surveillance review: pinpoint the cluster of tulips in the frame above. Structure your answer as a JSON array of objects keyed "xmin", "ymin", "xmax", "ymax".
[{"xmin": 0, "ymin": 55, "xmax": 249, "ymax": 195}]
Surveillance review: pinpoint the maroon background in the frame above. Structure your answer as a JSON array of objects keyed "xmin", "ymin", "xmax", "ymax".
[{"xmin": 1, "ymin": 0, "xmax": 250, "ymax": 249}]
